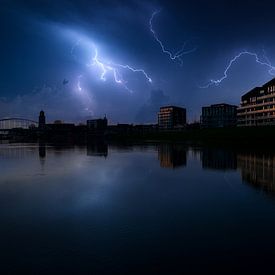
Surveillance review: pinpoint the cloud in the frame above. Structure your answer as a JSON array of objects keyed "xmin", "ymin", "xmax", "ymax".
[
  {"xmin": 0, "ymin": 84, "xmax": 95, "ymax": 123},
  {"xmin": 0, "ymin": 79, "xmax": 152, "ymax": 124},
  {"xmin": 135, "ymin": 89, "xmax": 170, "ymax": 123}
]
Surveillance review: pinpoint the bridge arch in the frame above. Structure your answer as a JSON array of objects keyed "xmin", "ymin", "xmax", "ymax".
[{"xmin": 0, "ymin": 118, "xmax": 38, "ymax": 130}]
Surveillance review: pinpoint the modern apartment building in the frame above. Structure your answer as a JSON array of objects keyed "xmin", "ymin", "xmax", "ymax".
[
  {"xmin": 201, "ymin": 103, "xmax": 237, "ymax": 128},
  {"xmin": 237, "ymin": 78, "xmax": 275, "ymax": 126},
  {"xmin": 158, "ymin": 106, "xmax": 186, "ymax": 130}
]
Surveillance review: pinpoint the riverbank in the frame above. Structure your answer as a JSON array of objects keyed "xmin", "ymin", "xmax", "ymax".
[
  {"xmin": 2, "ymin": 126, "xmax": 275, "ymax": 146},
  {"xmin": 107, "ymin": 126, "xmax": 275, "ymax": 146}
]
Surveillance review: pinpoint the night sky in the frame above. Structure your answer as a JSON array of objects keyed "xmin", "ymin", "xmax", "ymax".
[{"xmin": 1, "ymin": 0, "xmax": 275, "ymax": 123}]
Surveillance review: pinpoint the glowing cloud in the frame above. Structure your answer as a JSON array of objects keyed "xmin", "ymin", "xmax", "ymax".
[{"xmin": 70, "ymin": 35, "xmax": 152, "ymax": 93}]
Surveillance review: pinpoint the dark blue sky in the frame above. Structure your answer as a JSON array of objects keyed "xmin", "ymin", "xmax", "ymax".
[{"xmin": 1, "ymin": 0, "xmax": 275, "ymax": 123}]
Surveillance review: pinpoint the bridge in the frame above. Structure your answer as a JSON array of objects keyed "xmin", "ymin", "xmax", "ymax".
[{"xmin": 0, "ymin": 118, "xmax": 38, "ymax": 131}]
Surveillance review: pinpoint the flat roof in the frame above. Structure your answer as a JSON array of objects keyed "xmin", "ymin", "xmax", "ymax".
[
  {"xmin": 160, "ymin": 105, "xmax": 186, "ymax": 109},
  {"xmin": 241, "ymin": 77, "xmax": 275, "ymax": 100},
  {"xmin": 202, "ymin": 103, "xmax": 238, "ymax": 108}
]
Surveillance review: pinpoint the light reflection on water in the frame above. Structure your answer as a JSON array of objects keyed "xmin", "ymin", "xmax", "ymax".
[{"xmin": 1, "ymin": 142, "xmax": 275, "ymax": 273}]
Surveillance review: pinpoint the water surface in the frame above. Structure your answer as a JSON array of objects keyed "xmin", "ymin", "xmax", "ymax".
[{"xmin": 1, "ymin": 143, "xmax": 275, "ymax": 274}]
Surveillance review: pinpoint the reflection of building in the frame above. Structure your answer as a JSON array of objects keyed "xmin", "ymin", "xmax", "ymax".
[
  {"xmin": 238, "ymin": 153, "xmax": 275, "ymax": 193},
  {"xmin": 158, "ymin": 144, "xmax": 187, "ymax": 168},
  {"xmin": 87, "ymin": 142, "xmax": 108, "ymax": 157},
  {"xmin": 158, "ymin": 106, "xmax": 186, "ymax": 130},
  {"xmin": 201, "ymin": 148, "xmax": 237, "ymax": 170},
  {"xmin": 237, "ymin": 78, "xmax": 275, "ymax": 126},
  {"xmin": 39, "ymin": 143, "xmax": 46, "ymax": 158},
  {"xmin": 201, "ymin": 103, "xmax": 237, "ymax": 128}
]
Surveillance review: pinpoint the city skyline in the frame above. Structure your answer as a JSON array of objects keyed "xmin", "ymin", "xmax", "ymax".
[{"xmin": 2, "ymin": 1, "xmax": 275, "ymax": 123}]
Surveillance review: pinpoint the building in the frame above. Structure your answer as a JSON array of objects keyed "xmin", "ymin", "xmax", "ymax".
[
  {"xmin": 158, "ymin": 106, "xmax": 186, "ymax": 130},
  {"xmin": 46, "ymin": 122, "xmax": 75, "ymax": 131},
  {"xmin": 237, "ymin": 78, "xmax": 275, "ymax": 126},
  {"xmin": 39, "ymin": 110, "xmax": 46, "ymax": 129},
  {"xmin": 201, "ymin": 103, "xmax": 237, "ymax": 128},
  {"xmin": 87, "ymin": 117, "xmax": 108, "ymax": 131}
]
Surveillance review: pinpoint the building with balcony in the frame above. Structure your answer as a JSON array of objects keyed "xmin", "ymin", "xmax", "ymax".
[
  {"xmin": 158, "ymin": 106, "xmax": 186, "ymax": 130},
  {"xmin": 237, "ymin": 78, "xmax": 275, "ymax": 126},
  {"xmin": 201, "ymin": 103, "xmax": 237, "ymax": 128}
]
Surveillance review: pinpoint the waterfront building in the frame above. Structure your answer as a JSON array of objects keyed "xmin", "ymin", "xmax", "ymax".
[
  {"xmin": 201, "ymin": 103, "xmax": 237, "ymax": 128},
  {"xmin": 46, "ymin": 122, "xmax": 75, "ymax": 131},
  {"xmin": 237, "ymin": 78, "xmax": 275, "ymax": 126},
  {"xmin": 158, "ymin": 106, "xmax": 186, "ymax": 130},
  {"xmin": 87, "ymin": 117, "xmax": 108, "ymax": 131}
]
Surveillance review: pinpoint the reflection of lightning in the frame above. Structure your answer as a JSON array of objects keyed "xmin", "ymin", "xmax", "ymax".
[
  {"xmin": 149, "ymin": 10, "xmax": 197, "ymax": 65},
  {"xmin": 86, "ymin": 44, "xmax": 152, "ymax": 93},
  {"xmin": 200, "ymin": 50, "xmax": 275, "ymax": 88}
]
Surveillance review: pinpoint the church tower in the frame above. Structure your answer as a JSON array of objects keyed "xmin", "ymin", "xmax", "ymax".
[{"xmin": 39, "ymin": 110, "xmax": 46, "ymax": 129}]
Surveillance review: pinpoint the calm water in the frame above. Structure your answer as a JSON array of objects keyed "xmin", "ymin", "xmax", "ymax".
[{"xmin": 1, "ymin": 142, "xmax": 275, "ymax": 274}]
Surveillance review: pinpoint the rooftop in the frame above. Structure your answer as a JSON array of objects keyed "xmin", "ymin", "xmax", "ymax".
[
  {"xmin": 160, "ymin": 105, "xmax": 186, "ymax": 110},
  {"xmin": 203, "ymin": 103, "xmax": 238, "ymax": 108}
]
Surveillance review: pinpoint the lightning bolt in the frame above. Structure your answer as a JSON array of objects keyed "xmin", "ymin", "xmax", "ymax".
[
  {"xmin": 111, "ymin": 63, "xmax": 152, "ymax": 83},
  {"xmin": 149, "ymin": 10, "xmax": 197, "ymax": 65},
  {"xmin": 86, "ymin": 44, "xmax": 152, "ymax": 93},
  {"xmin": 75, "ymin": 74, "xmax": 94, "ymax": 114},
  {"xmin": 200, "ymin": 50, "xmax": 275, "ymax": 88}
]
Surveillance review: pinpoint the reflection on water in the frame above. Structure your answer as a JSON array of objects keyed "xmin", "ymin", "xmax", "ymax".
[
  {"xmin": 158, "ymin": 143, "xmax": 187, "ymax": 168},
  {"xmin": 200, "ymin": 147, "xmax": 275, "ymax": 194},
  {"xmin": 2, "ymin": 143, "xmax": 275, "ymax": 273},
  {"xmin": 2, "ymin": 143, "xmax": 275, "ymax": 195},
  {"xmin": 201, "ymin": 148, "xmax": 237, "ymax": 171},
  {"xmin": 87, "ymin": 141, "xmax": 108, "ymax": 157},
  {"xmin": 238, "ymin": 153, "xmax": 275, "ymax": 193},
  {"xmin": 39, "ymin": 142, "xmax": 46, "ymax": 158}
]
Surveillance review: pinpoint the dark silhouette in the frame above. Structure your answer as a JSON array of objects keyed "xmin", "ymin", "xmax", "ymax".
[
  {"xmin": 158, "ymin": 143, "xmax": 187, "ymax": 169},
  {"xmin": 201, "ymin": 148, "xmax": 237, "ymax": 171},
  {"xmin": 39, "ymin": 110, "xmax": 46, "ymax": 130}
]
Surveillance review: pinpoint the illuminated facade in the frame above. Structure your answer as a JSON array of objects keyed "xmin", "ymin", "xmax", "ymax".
[
  {"xmin": 158, "ymin": 106, "xmax": 186, "ymax": 130},
  {"xmin": 201, "ymin": 103, "xmax": 237, "ymax": 128},
  {"xmin": 237, "ymin": 78, "xmax": 275, "ymax": 126}
]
